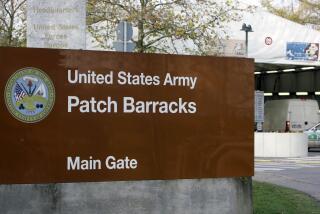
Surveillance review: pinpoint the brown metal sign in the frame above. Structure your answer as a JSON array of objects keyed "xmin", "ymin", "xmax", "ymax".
[{"xmin": 0, "ymin": 47, "xmax": 254, "ymax": 184}]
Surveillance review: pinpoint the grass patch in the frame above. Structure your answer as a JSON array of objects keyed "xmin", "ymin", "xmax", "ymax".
[{"xmin": 253, "ymin": 181, "xmax": 320, "ymax": 214}]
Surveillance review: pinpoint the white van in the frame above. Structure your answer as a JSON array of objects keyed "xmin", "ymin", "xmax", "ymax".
[{"xmin": 263, "ymin": 99, "xmax": 319, "ymax": 132}]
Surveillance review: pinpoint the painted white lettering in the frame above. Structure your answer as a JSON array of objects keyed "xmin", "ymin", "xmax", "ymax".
[
  {"xmin": 68, "ymin": 96, "xmax": 79, "ymax": 112},
  {"xmin": 68, "ymin": 69, "xmax": 78, "ymax": 83},
  {"xmin": 67, "ymin": 156, "xmax": 79, "ymax": 170},
  {"xmin": 67, "ymin": 69, "xmax": 113, "ymax": 84},
  {"xmin": 105, "ymin": 156, "xmax": 138, "ymax": 170},
  {"xmin": 122, "ymin": 97, "xmax": 197, "ymax": 114},
  {"xmin": 68, "ymin": 96, "xmax": 117, "ymax": 113},
  {"xmin": 163, "ymin": 73, "xmax": 197, "ymax": 89},
  {"xmin": 123, "ymin": 97, "xmax": 135, "ymax": 113}
]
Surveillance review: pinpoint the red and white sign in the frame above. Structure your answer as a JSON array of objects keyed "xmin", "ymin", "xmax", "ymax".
[{"xmin": 265, "ymin": 37, "xmax": 272, "ymax": 45}]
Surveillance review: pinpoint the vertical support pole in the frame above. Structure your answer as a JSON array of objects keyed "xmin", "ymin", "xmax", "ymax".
[
  {"xmin": 245, "ymin": 31, "xmax": 248, "ymax": 57},
  {"xmin": 124, "ymin": 21, "xmax": 127, "ymax": 52}
]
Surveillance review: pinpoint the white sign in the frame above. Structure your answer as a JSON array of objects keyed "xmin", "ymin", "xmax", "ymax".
[
  {"xmin": 255, "ymin": 91, "xmax": 264, "ymax": 123},
  {"xmin": 27, "ymin": 0, "xmax": 86, "ymax": 49},
  {"xmin": 220, "ymin": 40, "xmax": 246, "ymax": 57}
]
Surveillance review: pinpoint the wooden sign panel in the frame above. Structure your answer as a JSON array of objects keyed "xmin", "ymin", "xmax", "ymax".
[{"xmin": 0, "ymin": 47, "xmax": 254, "ymax": 184}]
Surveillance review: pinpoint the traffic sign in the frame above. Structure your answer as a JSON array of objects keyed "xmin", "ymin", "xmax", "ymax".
[
  {"xmin": 255, "ymin": 90, "xmax": 264, "ymax": 122},
  {"xmin": 116, "ymin": 21, "xmax": 133, "ymax": 41},
  {"xmin": 114, "ymin": 21, "xmax": 135, "ymax": 52},
  {"xmin": 265, "ymin": 37, "xmax": 272, "ymax": 45}
]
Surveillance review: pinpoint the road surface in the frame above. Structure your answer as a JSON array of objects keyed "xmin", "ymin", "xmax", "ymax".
[{"xmin": 254, "ymin": 149, "xmax": 320, "ymax": 200}]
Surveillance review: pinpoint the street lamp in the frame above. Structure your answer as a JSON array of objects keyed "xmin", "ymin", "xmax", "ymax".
[{"xmin": 240, "ymin": 23, "xmax": 253, "ymax": 57}]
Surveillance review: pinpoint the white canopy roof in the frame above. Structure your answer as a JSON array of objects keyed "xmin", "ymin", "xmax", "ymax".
[{"xmin": 227, "ymin": 8, "xmax": 320, "ymax": 67}]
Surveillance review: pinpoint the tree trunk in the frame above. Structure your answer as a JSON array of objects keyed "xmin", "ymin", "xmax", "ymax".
[
  {"xmin": 7, "ymin": 0, "xmax": 15, "ymax": 46},
  {"xmin": 137, "ymin": 0, "xmax": 146, "ymax": 53},
  {"xmin": 137, "ymin": 20, "xmax": 144, "ymax": 52},
  {"xmin": 8, "ymin": 14, "xmax": 14, "ymax": 45}
]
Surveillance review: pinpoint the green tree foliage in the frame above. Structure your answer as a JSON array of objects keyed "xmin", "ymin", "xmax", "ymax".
[
  {"xmin": 262, "ymin": 0, "xmax": 320, "ymax": 30},
  {"xmin": 87, "ymin": 0, "xmax": 251, "ymax": 54},
  {"xmin": 0, "ymin": 0, "xmax": 26, "ymax": 47}
]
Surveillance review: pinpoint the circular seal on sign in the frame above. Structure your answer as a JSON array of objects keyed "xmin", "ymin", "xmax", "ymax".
[{"xmin": 4, "ymin": 67, "xmax": 55, "ymax": 123}]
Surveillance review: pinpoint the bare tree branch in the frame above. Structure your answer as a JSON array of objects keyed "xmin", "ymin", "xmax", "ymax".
[
  {"xmin": 0, "ymin": 0, "xmax": 26, "ymax": 46},
  {"xmin": 14, "ymin": 0, "xmax": 26, "ymax": 13},
  {"xmin": 87, "ymin": 0, "xmax": 248, "ymax": 54}
]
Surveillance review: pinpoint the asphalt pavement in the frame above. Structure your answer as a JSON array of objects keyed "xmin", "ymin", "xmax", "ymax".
[{"xmin": 254, "ymin": 149, "xmax": 320, "ymax": 201}]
